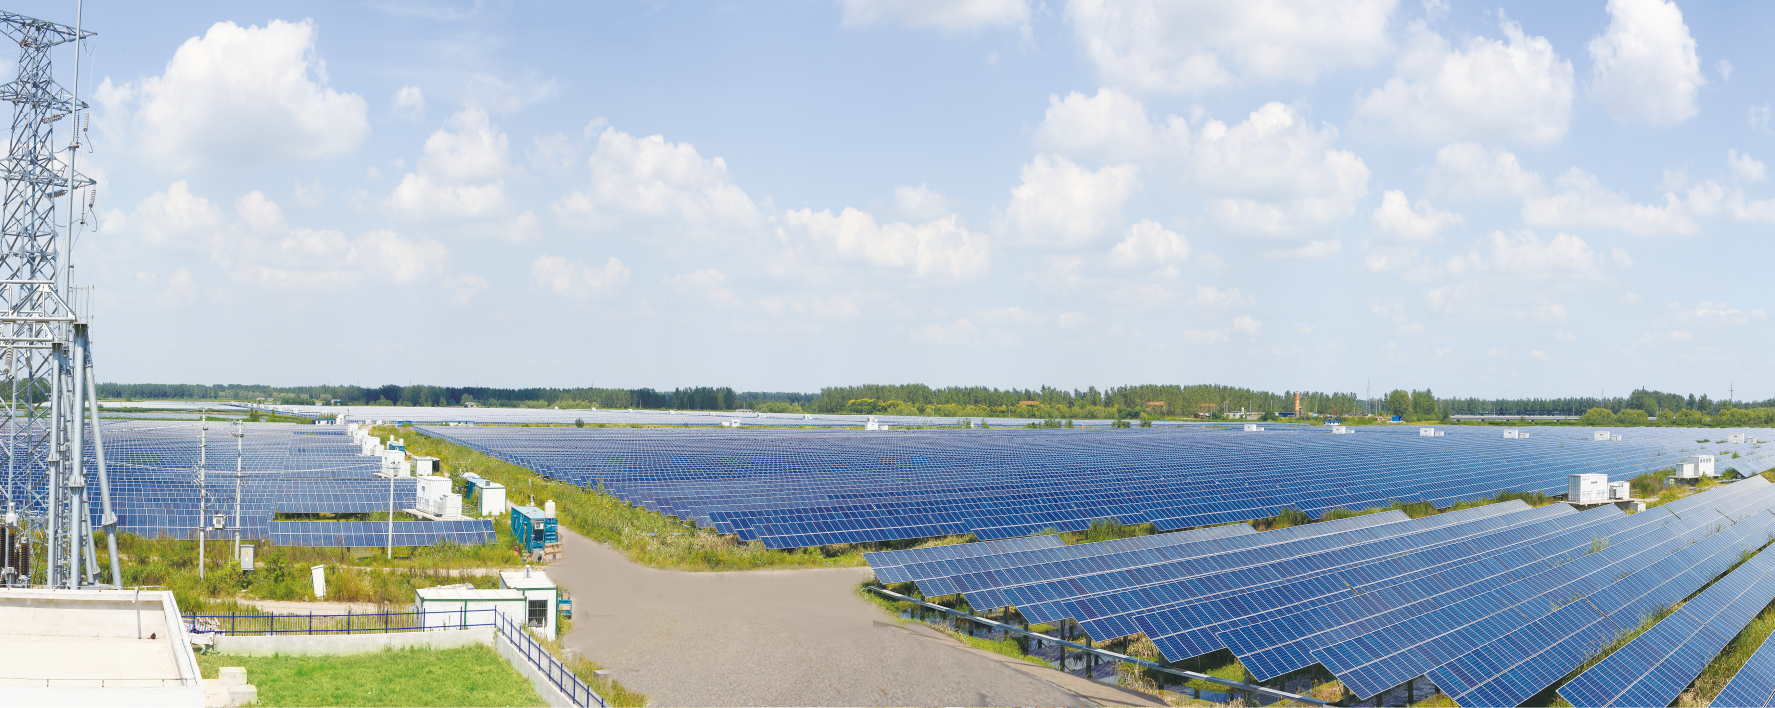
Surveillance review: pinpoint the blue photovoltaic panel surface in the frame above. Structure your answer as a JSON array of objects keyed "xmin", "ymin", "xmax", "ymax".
[
  {"xmin": 864, "ymin": 535, "xmax": 1064, "ymax": 584},
  {"xmin": 1313, "ymin": 480, "xmax": 1773, "ymax": 700},
  {"xmin": 0, "ymin": 421, "xmax": 497, "ymax": 547},
  {"xmin": 417, "ymin": 424, "xmax": 1767, "ymax": 549},
  {"xmin": 1559, "ymin": 546, "xmax": 1775, "ymax": 707},
  {"xmin": 1223, "ymin": 503, "xmax": 1657, "ymax": 680},
  {"xmin": 1716, "ymin": 631, "xmax": 1775, "ymax": 707},
  {"xmin": 1428, "ymin": 509, "xmax": 1775, "ymax": 708}
]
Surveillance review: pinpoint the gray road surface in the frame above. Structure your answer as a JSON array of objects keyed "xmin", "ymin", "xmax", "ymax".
[{"xmin": 547, "ymin": 528, "xmax": 1157, "ymax": 707}]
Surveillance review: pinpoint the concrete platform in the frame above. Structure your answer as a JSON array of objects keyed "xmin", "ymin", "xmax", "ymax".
[{"xmin": 0, "ymin": 588, "xmax": 204, "ymax": 707}]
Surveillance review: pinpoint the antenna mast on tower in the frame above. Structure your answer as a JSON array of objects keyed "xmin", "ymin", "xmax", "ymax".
[{"xmin": 0, "ymin": 5, "xmax": 117, "ymax": 589}]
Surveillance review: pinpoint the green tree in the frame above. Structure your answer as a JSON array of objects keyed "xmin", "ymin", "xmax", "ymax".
[
  {"xmin": 1614, "ymin": 408, "xmax": 1647, "ymax": 426},
  {"xmin": 1386, "ymin": 390, "xmax": 1411, "ymax": 417},
  {"xmin": 1579, "ymin": 407, "xmax": 1615, "ymax": 426},
  {"xmin": 1411, "ymin": 389, "xmax": 1437, "ymax": 417}
]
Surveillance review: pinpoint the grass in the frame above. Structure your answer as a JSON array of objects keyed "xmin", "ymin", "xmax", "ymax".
[
  {"xmin": 94, "ymin": 532, "xmax": 523, "ymax": 612},
  {"xmin": 394, "ymin": 424, "xmax": 952, "ymax": 571},
  {"xmin": 855, "ymin": 582, "xmax": 1055, "ymax": 668},
  {"xmin": 194, "ymin": 645, "xmax": 546, "ymax": 707},
  {"xmin": 1056, "ymin": 518, "xmax": 1156, "ymax": 544}
]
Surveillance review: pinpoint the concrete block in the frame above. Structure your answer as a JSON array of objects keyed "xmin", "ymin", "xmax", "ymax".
[
  {"xmin": 219, "ymin": 667, "xmax": 247, "ymax": 686},
  {"xmin": 226, "ymin": 684, "xmax": 259, "ymax": 706}
]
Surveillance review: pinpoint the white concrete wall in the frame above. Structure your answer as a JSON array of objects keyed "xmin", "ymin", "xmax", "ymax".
[{"xmin": 1, "ymin": 686, "xmax": 204, "ymax": 707}]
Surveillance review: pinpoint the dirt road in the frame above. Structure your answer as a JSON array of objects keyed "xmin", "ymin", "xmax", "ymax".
[{"xmin": 547, "ymin": 529, "xmax": 1161, "ymax": 707}]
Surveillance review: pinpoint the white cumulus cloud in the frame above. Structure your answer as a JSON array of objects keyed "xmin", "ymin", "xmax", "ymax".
[
  {"xmin": 1371, "ymin": 190, "xmax": 1462, "ymax": 241},
  {"xmin": 1065, "ymin": 0, "xmax": 1398, "ymax": 91},
  {"xmin": 1587, "ymin": 0, "xmax": 1705, "ymax": 125},
  {"xmin": 1728, "ymin": 150, "xmax": 1767, "ymax": 182},
  {"xmin": 386, "ymin": 107, "xmax": 534, "ymax": 238},
  {"xmin": 554, "ymin": 127, "xmax": 764, "ymax": 236},
  {"xmin": 1355, "ymin": 18, "xmax": 1574, "ymax": 144},
  {"xmin": 107, "ymin": 19, "xmax": 369, "ymax": 171},
  {"xmin": 840, "ymin": 0, "xmax": 1029, "ymax": 30},
  {"xmin": 1232, "ymin": 315, "xmax": 1263, "ymax": 336},
  {"xmin": 997, "ymin": 153, "xmax": 1140, "ymax": 248},
  {"xmin": 532, "ymin": 255, "xmax": 632, "ymax": 297},
  {"xmin": 1445, "ymin": 230, "xmax": 1602, "ymax": 280},
  {"xmin": 1106, "ymin": 219, "xmax": 1189, "ymax": 269},
  {"xmin": 778, "ymin": 208, "xmax": 991, "ymax": 282},
  {"xmin": 1428, "ymin": 143, "xmax": 1544, "ymax": 198},
  {"xmin": 1033, "ymin": 87, "xmax": 1188, "ymax": 164},
  {"xmin": 392, "ymin": 85, "xmax": 425, "ymax": 120},
  {"xmin": 1192, "ymin": 103, "xmax": 1369, "ymax": 236},
  {"xmin": 1521, "ymin": 168, "xmax": 1719, "ymax": 236}
]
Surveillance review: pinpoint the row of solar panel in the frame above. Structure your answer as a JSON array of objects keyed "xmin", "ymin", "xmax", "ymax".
[
  {"xmin": 865, "ymin": 479, "xmax": 1775, "ymax": 704},
  {"xmin": 420, "ymin": 424, "xmax": 1772, "ymax": 549}
]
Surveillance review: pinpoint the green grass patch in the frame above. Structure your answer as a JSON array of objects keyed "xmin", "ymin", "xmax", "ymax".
[
  {"xmin": 854, "ymin": 582, "xmax": 1053, "ymax": 668},
  {"xmin": 195, "ymin": 645, "xmax": 545, "ymax": 707},
  {"xmin": 96, "ymin": 532, "xmax": 519, "ymax": 612},
  {"xmin": 1058, "ymin": 518, "xmax": 1155, "ymax": 544}
]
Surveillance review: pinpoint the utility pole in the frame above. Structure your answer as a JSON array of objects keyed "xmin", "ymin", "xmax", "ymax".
[
  {"xmin": 233, "ymin": 421, "xmax": 244, "ymax": 567},
  {"xmin": 198, "ymin": 411, "xmax": 207, "ymax": 580}
]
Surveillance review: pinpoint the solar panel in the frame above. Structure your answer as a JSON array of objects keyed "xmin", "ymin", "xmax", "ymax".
[
  {"xmin": 1558, "ymin": 542, "xmax": 1775, "ymax": 707},
  {"xmin": 1715, "ymin": 630, "xmax": 1775, "ymax": 708}
]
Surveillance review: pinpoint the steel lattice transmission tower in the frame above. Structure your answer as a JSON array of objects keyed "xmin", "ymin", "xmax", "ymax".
[{"xmin": 0, "ymin": 6, "xmax": 119, "ymax": 590}]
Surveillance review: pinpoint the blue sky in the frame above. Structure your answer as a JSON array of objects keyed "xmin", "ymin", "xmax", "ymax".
[{"xmin": 20, "ymin": 0, "xmax": 1775, "ymax": 398}]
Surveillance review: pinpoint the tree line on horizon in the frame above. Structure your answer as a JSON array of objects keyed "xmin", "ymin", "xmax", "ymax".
[{"xmin": 97, "ymin": 382, "xmax": 1771, "ymax": 420}]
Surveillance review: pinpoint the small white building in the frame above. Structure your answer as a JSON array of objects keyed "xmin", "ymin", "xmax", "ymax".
[
  {"xmin": 477, "ymin": 481, "xmax": 507, "ymax": 516},
  {"xmin": 1569, "ymin": 473, "xmax": 1609, "ymax": 504},
  {"xmin": 1503, "ymin": 429, "xmax": 1519, "ymax": 439},
  {"xmin": 498, "ymin": 568, "xmax": 560, "ymax": 640},
  {"xmin": 1332, "ymin": 426, "xmax": 1350, "ymax": 434},
  {"xmin": 413, "ymin": 456, "xmax": 440, "ymax": 476},
  {"xmin": 1244, "ymin": 423, "xmax": 1262, "ymax": 432},
  {"xmin": 415, "ymin": 587, "xmax": 525, "ymax": 631},
  {"xmin": 1593, "ymin": 431, "xmax": 1611, "ymax": 441},
  {"xmin": 1689, "ymin": 454, "xmax": 1716, "ymax": 477},
  {"xmin": 1609, "ymin": 481, "xmax": 1632, "ymax": 500},
  {"xmin": 1674, "ymin": 462, "xmax": 1700, "ymax": 479}
]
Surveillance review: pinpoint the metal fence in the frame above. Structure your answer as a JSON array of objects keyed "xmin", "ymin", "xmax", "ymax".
[
  {"xmin": 867, "ymin": 585, "xmax": 1327, "ymax": 706},
  {"xmin": 493, "ymin": 609, "xmax": 605, "ymax": 708},
  {"xmin": 185, "ymin": 608, "xmax": 497, "ymax": 636}
]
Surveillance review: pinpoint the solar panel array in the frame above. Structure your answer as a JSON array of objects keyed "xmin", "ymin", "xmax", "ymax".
[
  {"xmin": 421, "ymin": 423, "xmax": 1774, "ymax": 549},
  {"xmin": 198, "ymin": 401, "xmax": 1178, "ymax": 429},
  {"xmin": 1559, "ymin": 538, "xmax": 1775, "ymax": 707},
  {"xmin": 859, "ymin": 478, "xmax": 1775, "ymax": 702},
  {"xmin": 1716, "ymin": 631, "xmax": 1775, "ymax": 707},
  {"xmin": 4, "ymin": 421, "xmax": 496, "ymax": 546}
]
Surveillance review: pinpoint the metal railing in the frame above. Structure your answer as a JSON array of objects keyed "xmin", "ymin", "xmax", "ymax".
[
  {"xmin": 492, "ymin": 610, "xmax": 605, "ymax": 708},
  {"xmin": 867, "ymin": 585, "xmax": 1327, "ymax": 706},
  {"xmin": 185, "ymin": 608, "xmax": 497, "ymax": 636}
]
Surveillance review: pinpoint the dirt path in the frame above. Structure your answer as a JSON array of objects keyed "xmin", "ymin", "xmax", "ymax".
[{"xmin": 548, "ymin": 529, "xmax": 1163, "ymax": 707}]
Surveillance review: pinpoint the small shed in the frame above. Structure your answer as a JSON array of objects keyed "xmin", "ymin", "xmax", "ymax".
[
  {"xmin": 414, "ymin": 456, "xmax": 441, "ymax": 476},
  {"xmin": 414, "ymin": 587, "xmax": 525, "ymax": 631},
  {"xmin": 478, "ymin": 482, "xmax": 507, "ymax": 516},
  {"xmin": 499, "ymin": 569, "xmax": 560, "ymax": 640}
]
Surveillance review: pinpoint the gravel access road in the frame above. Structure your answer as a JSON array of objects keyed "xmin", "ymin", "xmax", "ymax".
[{"xmin": 549, "ymin": 528, "xmax": 1162, "ymax": 707}]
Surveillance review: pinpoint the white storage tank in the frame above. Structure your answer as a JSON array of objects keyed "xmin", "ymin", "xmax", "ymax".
[
  {"xmin": 544, "ymin": 499, "xmax": 556, "ymax": 519},
  {"xmin": 1609, "ymin": 481, "xmax": 1631, "ymax": 500},
  {"xmin": 1569, "ymin": 473, "xmax": 1609, "ymax": 504},
  {"xmin": 1689, "ymin": 454, "xmax": 1716, "ymax": 477}
]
